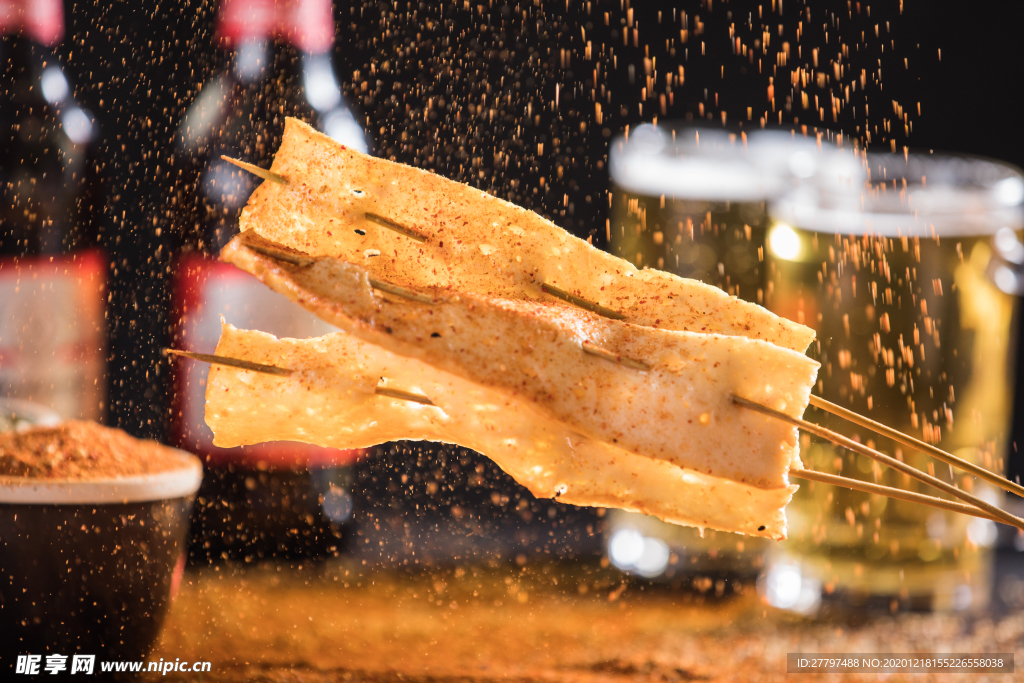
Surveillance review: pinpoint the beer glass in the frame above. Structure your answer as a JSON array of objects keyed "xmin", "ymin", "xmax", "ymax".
[
  {"xmin": 605, "ymin": 123, "xmax": 855, "ymax": 581},
  {"xmin": 762, "ymin": 152, "xmax": 1024, "ymax": 614}
]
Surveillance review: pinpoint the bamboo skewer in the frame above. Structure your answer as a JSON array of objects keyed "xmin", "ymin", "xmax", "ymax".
[
  {"xmin": 164, "ymin": 349, "xmax": 293, "ymax": 376},
  {"xmin": 808, "ymin": 394, "xmax": 1024, "ymax": 499},
  {"xmin": 366, "ymin": 277, "xmax": 436, "ymax": 304},
  {"xmin": 243, "ymin": 241, "xmax": 313, "ymax": 267},
  {"xmin": 581, "ymin": 340, "xmax": 651, "ymax": 371},
  {"xmin": 165, "ymin": 350, "xmax": 434, "ymax": 406},
  {"xmin": 790, "ymin": 468, "xmax": 1004, "ymax": 524},
  {"xmin": 733, "ymin": 394, "xmax": 1024, "ymax": 531},
  {"xmin": 541, "ymin": 283, "xmax": 625, "ymax": 320},
  {"xmin": 374, "ymin": 386, "xmax": 435, "ymax": 405},
  {"xmin": 241, "ymin": 237, "xmax": 436, "ymax": 304},
  {"xmin": 221, "ymin": 156, "xmax": 287, "ymax": 184},
  {"xmin": 364, "ymin": 212, "xmax": 429, "ymax": 243}
]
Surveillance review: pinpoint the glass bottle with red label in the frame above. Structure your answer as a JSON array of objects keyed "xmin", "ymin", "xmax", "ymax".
[
  {"xmin": 0, "ymin": 0, "xmax": 105, "ymax": 421},
  {"xmin": 172, "ymin": 0, "xmax": 369, "ymax": 562}
]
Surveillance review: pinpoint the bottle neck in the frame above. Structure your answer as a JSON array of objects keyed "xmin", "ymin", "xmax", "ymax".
[
  {"xmin": 188, "ymin": 41, "xmax": 318, "ymax": 253},
  {"xmin": 2, "ymin": 36, "xmax": 48, "ymax": 95},
  {"xmin": 234, "ymin": 38, "xmax": 270, "ymax": 84},
  {"xmin": 181, "ymin": 38, "xmax": 365, "ymax": 253},
  {"xmin": 1, "ymin": 36, "xmax": 96, "ymax": 257}
]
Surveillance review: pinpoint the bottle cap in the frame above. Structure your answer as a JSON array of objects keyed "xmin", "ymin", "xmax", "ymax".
[
  {"xmin": 0, "ymin": 0, "xmax": 64, "ymax": 45},
  {"xmin": 217, "ymin": 0, "xmax": 333, "ymax": 53}
]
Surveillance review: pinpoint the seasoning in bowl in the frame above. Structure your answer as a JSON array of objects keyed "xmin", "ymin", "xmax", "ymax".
[
  {"xmin": 0, "ymin": 420, "xmax": 202, "ymax": 670},
  {"xmin": 0, "ymin": 420, "xmax": 186, "ymax": 480}
]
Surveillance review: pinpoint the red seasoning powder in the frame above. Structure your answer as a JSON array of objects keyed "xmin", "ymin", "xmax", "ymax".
[{"xmin": 0, "ymin": 421, "xmax": 187, "ymax": 480}]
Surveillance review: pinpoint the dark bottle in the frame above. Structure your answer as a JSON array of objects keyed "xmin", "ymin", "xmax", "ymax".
[
  {"xmin": 171, "ymin": 0, "xmax": 368, "ymax": 563},
  {"xmin": 0, "ymin": 0, "xmax": 106, "ymax": 420}
]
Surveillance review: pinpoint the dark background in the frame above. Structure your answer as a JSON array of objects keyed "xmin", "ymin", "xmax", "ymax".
[{"xmin": 49, "ymin": 0, "xmax": 1024, "ymax": 485}]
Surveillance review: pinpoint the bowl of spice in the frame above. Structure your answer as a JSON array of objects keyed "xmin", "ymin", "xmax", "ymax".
[{"xmin": 0, "ymin": 412, "xmax": 202, "ymax": 673}]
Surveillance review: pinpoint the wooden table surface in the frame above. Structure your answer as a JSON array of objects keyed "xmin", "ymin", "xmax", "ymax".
[{"xmin": 144, "ymin": 560, "xmax": 1024, "ymax": 682}]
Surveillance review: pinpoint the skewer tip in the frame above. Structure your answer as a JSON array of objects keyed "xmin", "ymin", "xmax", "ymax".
[
  {"xmin": 221, "ymin": 156, "xmax": 287, "ymax": 185},
  {"xmin": 581, "ymin": 340, "xmax": 651, "ymax": 371},
  {"xmin": 542, "ymin": 282, "xmax": 625, "ymax": 320},
  {"xmin": 164, "ymin": 348, "xmax": 294, "ymax": 377},
  {"xmin": 364, "ymin": 213, "xmax": 428, "ymax": 243}
]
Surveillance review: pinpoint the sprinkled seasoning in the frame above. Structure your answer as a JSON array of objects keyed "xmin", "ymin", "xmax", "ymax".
[{"xmin": 0, "ymin": 422, "xmax": 187, "ymax": 480}]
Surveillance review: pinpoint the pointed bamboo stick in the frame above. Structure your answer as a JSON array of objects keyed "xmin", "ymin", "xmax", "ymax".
[
  {"xmin": 808, "ymin": 394, "xmax": 1024, "ymax": 499},
  {"xmin": 364, "ymin": 212, "xmax": 428, "ymax": 242},
  {"xmin": 366, "ymin": 277, "xmax": 436, "ymax": 304},
  {"xmin": 374, "ymin": 386, "xmax": 434, "ymax": 405},
  {"xmin": 790, "ymin": 468, "xmax": 1002, "ymax": 524},
  {"xmin": 542, "ymin": 282, "xmax": 625, "ymax": 320},
  {"xmin": 581, "ymin": 340, "xmax": 651, "ymax": 371},
  {"xmin": 240, "ymin": 237, "xmax": 435, "ymax": 304},
  {"xmin": 242, "ymin": 240, "xmax": 313, "ymax": 267},
  {"xmin": 165, "ymin": 350, "xmax": 433, "ymax": 405},
  {"xmin": 221, "ymin": 156, "xmax": 287, "ymax": 184},
  {"xmin": 733, "ymin": 394, "xmax": 1024, "ymax": 531},
  {"xmin": 164, "ymin": 349, "xmax": 293, "ymax": 376}
]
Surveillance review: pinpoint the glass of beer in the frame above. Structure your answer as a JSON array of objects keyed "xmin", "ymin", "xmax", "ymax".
[
  {"xmin": 762, "ymin": 151, "xmax": 1024, "ymax": 615},
  {"xmin": 605, "ymin": 123, "xmax": 856, "ymax": 582}
]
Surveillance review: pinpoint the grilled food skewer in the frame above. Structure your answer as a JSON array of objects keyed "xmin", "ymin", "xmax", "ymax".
[
  {"xmin": 239, "ymin": 236, "xmax": 652, "ymax": 368},
  {"xmin": 167, "ymin": 348, "xmax": 1020, "ymax": 529},
  {"xmin": 195, "ymin": 165, "xmax": 1024, "ymax": 531},
  {"xmin": 231, "ymin": 234, "xmax": 1024, "ymax": 529}
]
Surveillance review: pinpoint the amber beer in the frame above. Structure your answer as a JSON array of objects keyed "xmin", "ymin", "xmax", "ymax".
[
  {"xmin": 605, "ymin": 124, "xmax": 846, "ymax": 579},
  {"xmin": 608, "ymin": 124, "xmax": 852, "ymax": 300},
  {"xmin": 763, "ymin": 152, "xmax": 1024, "ymax": 613}
]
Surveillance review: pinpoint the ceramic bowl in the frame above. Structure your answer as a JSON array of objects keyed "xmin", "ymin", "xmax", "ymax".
[{"xmin": 0, "ymin": 414, "xmax": 202, "ymax": 673}]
